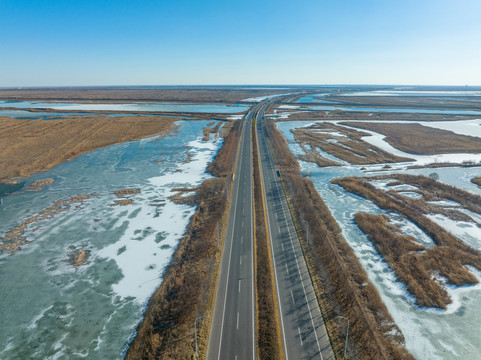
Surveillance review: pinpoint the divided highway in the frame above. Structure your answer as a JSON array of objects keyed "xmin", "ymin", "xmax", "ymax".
[
  {"xmin": 256, "ymin": 103, "xmax": 335, "ymax": 360},
  {"xmin": 207, "ymin": 100, "xmax": 334, "ymax": 359}
]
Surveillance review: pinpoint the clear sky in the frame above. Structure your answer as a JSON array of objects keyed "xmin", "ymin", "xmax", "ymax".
[{"xmin": 1, "ymin": 0, "xmax": 480, "ymax": 86}]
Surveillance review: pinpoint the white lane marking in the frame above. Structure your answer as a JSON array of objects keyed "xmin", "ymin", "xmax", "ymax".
[
  {"xmin": 277, "ymin": 224, "xmax": 281, "ymax": 233},
  {"xmin": 241, "ymin": 235, "xmax": 243, "ymax": 244},
  {"xmin": 298, "ymin": 327, "xmax": 303, "ymax": 346},
  {"xmin": 275, "ymin": 213, "xmax": 278, "ymax": 219},
  {"xmin": 259, "ymin": 119, "xmax": 325, "ymax": 360},
  {"xmin": 239, "ymin": 280, "xmax": 241, "ymax": 293},
  {"xmin": 281, "ymin": 243, "xmax": 285, "ymax": 251},
  {"xmin": 275, "ymin": 168, "xmax": 324, "ymax": 359},
  {"xmin": 255, "ymin": 121, "xmax": 289, "ymax": 360},
  {"xmin": 215, "ymin": 115, "xmax": 246, "ymax": 360},
  {"xmin": 240, "ymin": 256, "xmax": 242, "ymax": 265},
  {"xmin": 243, "ymin": 207, "xmax": 245, "ymax": 215},
  {"xmin": 291, "ymin": 290, "xmax": 295, "ymax": 305},
  {"xmin": 285, "ymin": 263, "xmax": 289, "ymax": 274},
  {"xmin": 242, "ymin": 219, "xmax": 244, "ymax": 228},
  {"xmin": 237, "ymin": 312, "xmax": 240, "ymax": 330}
]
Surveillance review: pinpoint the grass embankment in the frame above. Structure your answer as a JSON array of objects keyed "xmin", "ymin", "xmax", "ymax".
[
  {"xmin": 472, "ymin": 176, "xmax": 481, "ymax": 187},
  {"xmin": 0, "ymin": 115, "xmax": 178, "ymax": 182},
  {"xmin": 126, "ymin": 121, "xmax": 241, "ymax": 360},
  {"xmin": 252, "ymin": 122, "xmax": 283, "ymax": 359},
  {"xmin": 334, "ymin": 175, "xmax": 481, "ymax": 309},
  {"xmin": 292, "ymin": 123, "xmax": 412, "ymax": 165},
  {"xmin": 265, "ymin": 119, "xmax": 412, "ymax": 359},
  {"xmin": 343, "ymin": 122, "xmax": 481, "ymax": 155}
]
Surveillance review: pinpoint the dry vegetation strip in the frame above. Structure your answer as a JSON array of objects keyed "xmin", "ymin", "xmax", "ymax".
[
  {"xmin": 252, "ymin": 122, "xmax": 283, "ymax": 360},
  {"xmin": 292, "ymin": 123, "xmax": 412, "ymax": 165},
  {"xmin": 265, "ymin": 119, "xmax": 412, "ymax": 359},
  {"xmin": 333, "ymin": 176, "xmax": 481, "ymax": 309},
  {"xmin": 0, "ymin": 88, "xmax": 288, "ymax": 103},
  {"xmin": 0, "ymin": 115, "xmax": 178, "ymax": 182},
  {"xmin": 126, "ymin": 120, "xmax": 241, "ymax": 360},
  {"xmin": 343, "ymin": 122, "xmax": 481, "ymax": 155}
]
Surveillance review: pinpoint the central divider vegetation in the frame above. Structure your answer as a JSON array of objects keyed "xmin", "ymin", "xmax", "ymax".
[
  {"xmin": 263, "ymin": 117, "xmax": 414, "ymax": 360},
  {"xmin": 126, "ymin": 121, "xmax": 241, "ymax": 359},
  {"xmin": 252, "ymin": 119, "xmax": 283, "ymax": 360}
]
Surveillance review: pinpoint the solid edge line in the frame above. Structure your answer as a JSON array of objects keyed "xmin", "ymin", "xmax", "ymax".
[
  {"xmin": 213, "ymin": 112, "xmax": 246, "ymax": 360},
  {"xmin": 255, "ymin": 111, "xmax": 287, "ymax": 360}
]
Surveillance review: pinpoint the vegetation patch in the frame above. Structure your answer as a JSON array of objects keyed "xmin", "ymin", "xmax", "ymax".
[
  {"xmin": 334, "ymin": 175, "xmax": 481, "ymax": 309},
  {"xmin": 25, "ymin": 178, "xmax": 55, "ymax": 191},
  {"xmin": 472, "ymin": 176, "xmax": 481, "ymax": 187},
  {"xmin": 343, "ymin": 122, "xmax": 481, "ymax": 155},
  {"xmin": 292, "ymin": 122, "xmax": 412, "ymax": 165},
  {"xmin": 0, "ymin": 195, "xmax": 91, "ymax": 253},
  {"xmin": 202, "ymin": 121, "xmax": 223, "ymax": 141}
]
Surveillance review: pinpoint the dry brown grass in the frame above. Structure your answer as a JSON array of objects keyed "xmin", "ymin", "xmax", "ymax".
[
  {"xmin": 266, "ymin": 118, "xmax": 413, "ymax": 360},
  {"xmin": 0, "ymin": 88, "xmax": 289, "ymax": 103},
  {"xmin": 472, "ymin": 176, "xmax": 481, "ymax": 187},
  {"xmin": 252, "ymin": 123, "xmax": 282, "ymax": 360},
  {"xmin": 0, "ymin": 195, "xmax": 91, "ymax": 253},
  {"xmin": 292, "ymin": 123, "xmax": 412, "ymax": 165},
  {"xmin": 334, "ymin": 176, "xmax": 481, "ymax": 309},
  {"xmin": 325, "ymin": 95, "xmax": 481, "ymax": 111},
  {"xmin": 206, "ymin": 120, "xmax": 241, "ymax": 177},
  {"xmin": 202, "ymin": 121, "xmax": 223, "ymax": 141},
  {"xmin": 343, "ymin": 122, "xmax": 481, "ymax": 155},
  {"xmin": 0, "ymin": 115, "xmax": 178, "ymax": 182}
]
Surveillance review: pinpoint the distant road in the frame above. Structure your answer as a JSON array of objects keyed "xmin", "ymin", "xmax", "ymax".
[
  {"xmin": 256, "ymin": 103, "xmax": 335, "ymax": 360},
  {"xmin": 207, "ymin": 104, "xmax": 260, "ymax": 360}
]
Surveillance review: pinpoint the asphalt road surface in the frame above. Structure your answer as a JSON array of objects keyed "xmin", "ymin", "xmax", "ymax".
[
  {"xmin": 207, "ymin": 100, "xmax": 334, "ymax": 360},
  {"xmin": 207, "ymin": 104, "xmax": 260, "ymax": 360},
  {"xmin": 256, "ymin": 103, "xmax": 335, "ymax": 360}
]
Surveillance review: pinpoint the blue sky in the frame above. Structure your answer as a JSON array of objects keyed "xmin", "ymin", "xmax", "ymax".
[{"xmin": 1, "ymin": 0, "xmax": 480, "ymax": 86}]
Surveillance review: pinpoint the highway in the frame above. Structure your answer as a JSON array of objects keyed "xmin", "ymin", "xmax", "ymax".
[
  {"xmin": 256, "ymin": 103, "xmax": 335, "ymax": 360},
  {"xmin": 207, "ymin": 99, "xmax": 334, "ymax": 360},
  {"xmin": 207, "ymin": 104, "xmax": 259, "ymax": 360}
]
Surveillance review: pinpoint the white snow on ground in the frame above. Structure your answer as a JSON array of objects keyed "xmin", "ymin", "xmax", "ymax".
[
  {"xmin": 426, "ymin": 214, "xmax": 481, "ymax": 250},
  {"xmin": 419, "ymin": 119, "xmax": 481, "ymax": 139},
  {"xmin": 242, "ymin": 93, "xmax": 293, "ymax": 102},
  {"xmin": 339, "ymin": 123, "xmax": 481, "ymax": 166},
  {"xmin": 227, "ymin": 114, "xmax": 244, "ymax": 120},
  {"xmin": 277, "ymin": 104, "xmax": 300, "ymax": 109},
  {"xmin": 96, "ymin": 139, "xmax": 219, "ymax": 303}
]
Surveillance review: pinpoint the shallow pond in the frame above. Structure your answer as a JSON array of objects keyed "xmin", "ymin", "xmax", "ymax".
[{"xmin": 0, "ymin": 120, "xmax": 222, "ymax": 359}]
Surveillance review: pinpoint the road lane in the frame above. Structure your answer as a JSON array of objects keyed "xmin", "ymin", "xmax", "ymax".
[
  {"xmin": 207, "ymin": 104, "xmax": 260, "ymax": 360},
  {"xmin": 256, "ymin": 104, "xmax": 335, "ymax": 360}
]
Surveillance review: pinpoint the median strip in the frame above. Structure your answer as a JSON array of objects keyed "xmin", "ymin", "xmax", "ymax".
[{"xmin": 252, "ymin": 116, "xmax": 285, "ymax": 360}]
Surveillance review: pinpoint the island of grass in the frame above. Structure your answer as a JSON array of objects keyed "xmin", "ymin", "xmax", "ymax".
[{"xmin": 333, "ymin": 174, "xmax": 481, "ymax": 309}]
